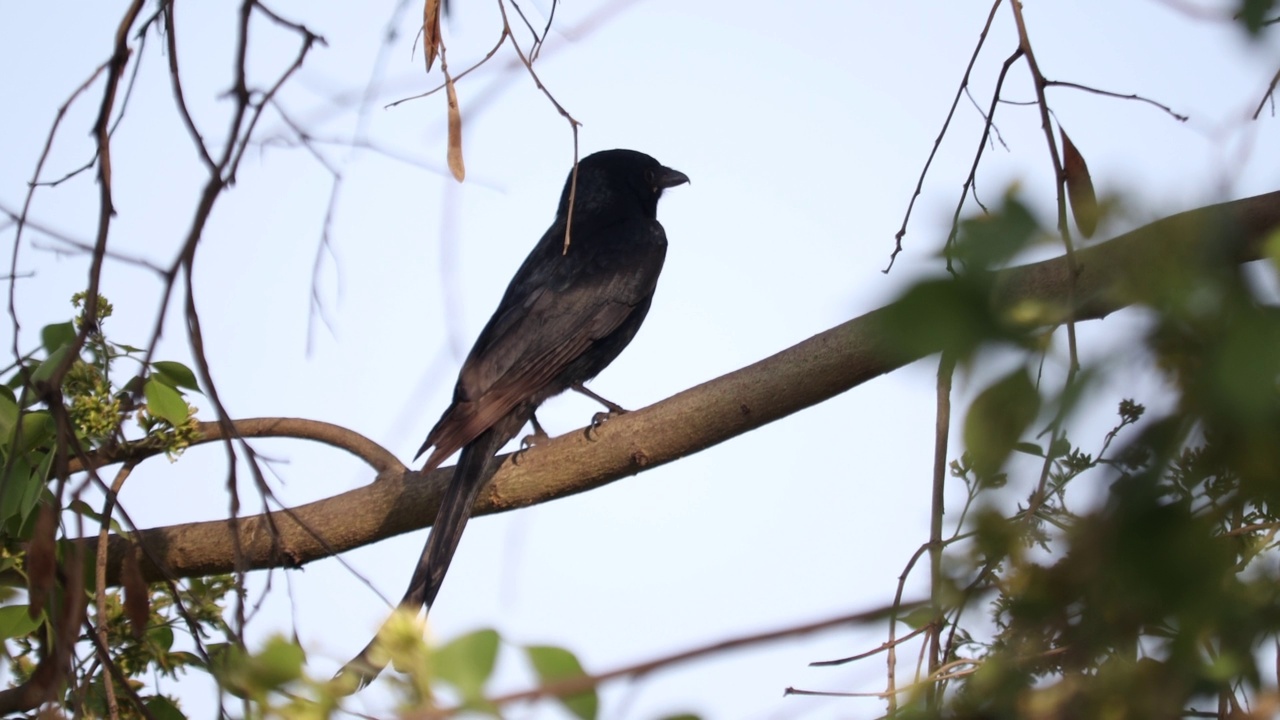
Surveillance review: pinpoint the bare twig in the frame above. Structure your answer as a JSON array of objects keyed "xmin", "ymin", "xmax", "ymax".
[
  {"xmin": 926, "ymin": 352, "xmax": 956, "ymax": 710},
  {"xmin": 162, "ymin": 1, "xmax": 216, "ymax": 169},
  {"xmin": 1008, "ymin": 2, "xmax": 1079, "ymax": 366},
  {"xmin": 4, "ymin": 60, "xmax": 109, "ymax": 491},
  {"xmin": 93, "ymin": 463, "xmax": 137, "ymax": 720},
  {"xmin": 1044, "ymin": 79, "xmax": 1188, "ymax": 122},
  {"xmin": 493, "ymin": 0, "xmax": 582, "ymax": 252},
  {"xmin": 71, "ymin": 417, "xmax": 402, "ymax": 476},
  {"xmin": 944, "ymin": 46, "xmax": 1024, "ymax": 271},
  {"xmin": 810, "ymin": 625, "xmax": 929, "ymax": 668},
  {"xmin": 888, "ymin": 0, "xmax": 1003, "ymax": 272},
  {"xmin": 420, "ymin": 604, "xmax": 920, "ymax": 719},
  {"xmin": 1008, "ymin": 3, "xmax": 1085, "ymax": 530},
  {"xmin": 80, "ymin": 618, "xmax": 158, "ymax": 720},
  {"xmin": 71, "ymin": 0, "xmax": 147, "ymax": 385},
  {"xmin": 1253, "ymin": 66, "xmax": 1280, "ymax": 119}
]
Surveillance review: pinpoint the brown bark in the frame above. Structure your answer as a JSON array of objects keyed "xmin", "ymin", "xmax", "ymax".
[{"xmin": 74, "ymin": 190, "xmax": 1280, "ymax": 587}]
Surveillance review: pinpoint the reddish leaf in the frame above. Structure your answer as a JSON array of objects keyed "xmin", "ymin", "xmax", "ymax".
[
  {"xmin": 423, "ymin": 0, "xmax": 442, "ymax": 72},
  {"xmin": 446, "ymin": 77, "xmax": 465, "ymax": 182},
  {"xmin": 1060, "ymin": 126, "xmax": 1099, "ymax": 238},
  {"xmin": 26, "ymin": 502, "xmax": 57, "ymax": 619},
  {"xmin": 122, "ymin": 545, "xmax": 149, "ymax": 640}
]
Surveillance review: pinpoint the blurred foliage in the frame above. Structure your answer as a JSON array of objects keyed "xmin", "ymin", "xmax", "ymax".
[
  {"xmin": 878, "ymin": 190, "xmax": 1280, "ymax": 719},
  {"xmin": 339, "ymin": 611, "xmax": 608, "ymax": 720},
  {"xmin": 0, "ymin": 295, "xmax": 222, "ymax": 718},
  {"xmin": 0, "ymin": 291, "xmax": 616, "ymax": 720}
]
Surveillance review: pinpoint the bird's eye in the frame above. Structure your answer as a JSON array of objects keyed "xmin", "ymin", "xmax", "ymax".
[{"xmin": 644, "ymin": 168, "xmax": 656, "ymax": 186}]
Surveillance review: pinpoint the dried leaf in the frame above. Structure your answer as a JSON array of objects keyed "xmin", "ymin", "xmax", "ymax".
[
  {"xmin": 121, "ymin": 545, "xmax": 149, "ymax": 640},
  {"xmin": 1060, "ymin": 126, "xmax": 1098, "ymax": 238},
  {"xmin": 54, "ymin": 544, "xmax": 88, "ymax": 671},
  {"xmin": 446, "ymin": 77, "xmax": 465, "ymax": 182},
  {"xmin": 423, "ymin": 0, "xmax": 442, "ymax": 73},
  {"xmin": 27, "ymin": 502, "xmax": 57, "ymax": 619}
]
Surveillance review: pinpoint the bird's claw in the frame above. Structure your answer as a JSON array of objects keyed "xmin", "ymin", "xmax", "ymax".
[
  {"xmin": 585, "ymin": 409, "xmax": 625, "ymax": 441},
  {"xmin": 515, "ymin": 415, "xmax": 551, "ymax": 463},
  {"xmin": 519, "ymin": 429, "xmax": 549, "ymax": 451}
]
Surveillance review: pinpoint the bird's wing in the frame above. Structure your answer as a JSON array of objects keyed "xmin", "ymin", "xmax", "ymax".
[{"xmin": 418, "ymin": 219, "xmax": 666, "ymax": 468}]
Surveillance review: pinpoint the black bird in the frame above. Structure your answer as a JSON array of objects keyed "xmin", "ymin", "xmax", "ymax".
[{"xmin": 340, "ymin": 149, "xmax": 688, "ymax": 686}]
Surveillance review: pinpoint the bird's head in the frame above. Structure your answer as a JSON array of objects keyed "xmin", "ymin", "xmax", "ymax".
[{"xmin": 557, "ymin": 149, "xmax": 689, "ymax": 221}]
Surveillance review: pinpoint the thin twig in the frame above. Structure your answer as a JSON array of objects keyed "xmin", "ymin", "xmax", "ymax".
[
  {"xmin": 1008, "ymin": 1, "xmax": 1079, "ymax": 369},
  {"xmin": 944, "ymin": 47, "xmax": 1024, "ymax": 272},
  {"xmin": 420, "ymin": 604, "xmax": 923, "ymax": 719},
  {"xmin": 493, "ymin": 0, "xmax": 582, "ymax": 252},
  {"xmin": 810, "ymin": 625, "xmax": 930, "ymax": 667},
  {"xmin": 93, "ymin": 462, "xmax": 137, "ymax": 720},
  {"xmin": 162, "ymin": 0, "xmax": 216, "ymax": 169},
  {"xmin": 1008, "ymin": 2, "xmax": 1083, "ymax": 528},
  {"xmin": 1044, "ymin": 79, "xmax": 1188, "ymax": 121},
  {"xmin": 1253, "ymin": 66, "xmax": 1280, "ymax": 119},
  {"xmin": 927, "ymin": 352, "xmax": 956, "ymax": 709},
  {"xmin": 887, "ymin": 0, "xmax": 1004, "ymax": 272}
]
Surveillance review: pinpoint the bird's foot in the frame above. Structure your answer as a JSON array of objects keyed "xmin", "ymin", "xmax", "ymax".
[
  {"xmin": 515, "ymin": 414, "xmax": 551, "ymax": 463},
  {"xmin": 519, "ymin": 428, "xmax": 550, "ymax": 451},
  {"xmin": 585, "ymin": 408, "xmax": 626, "ymax": 441}
]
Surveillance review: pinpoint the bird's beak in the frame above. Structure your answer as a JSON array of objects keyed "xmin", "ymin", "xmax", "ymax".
[{"xmin": 654, "ymin": 166, "xmax": 690, "ymax": 190}]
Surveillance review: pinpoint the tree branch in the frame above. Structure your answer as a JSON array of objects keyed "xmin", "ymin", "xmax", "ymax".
[{"xmin": 73, "ymin": 190, "xmax": 1280, "ymax": 587}]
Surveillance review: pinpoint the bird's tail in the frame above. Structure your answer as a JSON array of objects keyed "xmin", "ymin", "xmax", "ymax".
[{"xmin": 336, "ymin": 411, "xmax": 528, "ymax": 690}]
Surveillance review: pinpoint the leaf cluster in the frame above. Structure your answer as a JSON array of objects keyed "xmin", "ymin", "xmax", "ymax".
[{"xmin": 882, "ymin": 196, "xmax": 1280, "ymax": 718}]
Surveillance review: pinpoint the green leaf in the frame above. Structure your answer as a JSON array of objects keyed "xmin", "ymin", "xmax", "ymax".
[
  {"xmin": 12, "ymin": 411, "xmax": 55, "ymax": 456},
  {"xmin": 249, "ymin": 635, "xmax": 305, "ymax": 690},
  {"xmin": 1013, "ymin": 442, "xmax": 1044, "ymax": 458},
  {"xmin": 152, "ymin": 361, "xmax": 201, "ymax": 393},
  {"xmin": 0, "ymin": 387, "xmax": 17, "ymax": 441},
  {"xmin": 433, "ymin": 628, "xmax": 500, "ymax": 703},
  {"xmin": 0, "ymin": 605, "xmax": 42, "ymax": 639},
  {"xmin": 207, "ymin": 642, "xmax": 247, "ymax": 690},
  {"xmin": 144, "ymin": 378, "xmax": 188, "ymax": 426},
  {"xmin": 525, "ymin": 644, "xmax": 597, "ymax": 720},
  {"xmin": 67, "ymin": 499, "xmax": 125, "ymax": 534},
  {"xmin": 40, "ymin": 322, "xmax": 76, "ymax": 354},
  {"xmin": 1240, "ymin": 0, "xmax": 1276, "ymax": 34},
  {"xmin": 964, "ymin": 368, "xmax": 1041, "ymax": 477},
  {"xmin": 143, "ymin": 696, "xmax": 186, "ymax": 720},
  {"xmin": 1047, "ymin": 436, "xmax": 1073, "ymax": 460},
  {"xmin": 1265, "ymin": 227, "xmax": 1280, "ymax": 276},
  {"xmin": 21, "ymin": 454, "xmax": 53, "ymax": 523},
  {"xmin": 163, "ymin": 651, "xmax": 205, "ymax": 672},
  {"xmin": 880, "ymin": 276, "xmax": 1013, "ymax": 362},
  {"xmin": 0, "ymin": 453, "xmax": 49, "ymax": 527},
  {"xmin": 899, "ymin": 606, "xmax": 939, "ymax": 631},
  {"xmin": 147, "ymin": 625, "xmax": 175, "ymax": 653},
  {"xmin": 951, "ymin": 194, "xmax": 1040, "ymax": 269},
  {"xmin": 30, "ymin": 345, "xmax": 73, "ymax": 386}
]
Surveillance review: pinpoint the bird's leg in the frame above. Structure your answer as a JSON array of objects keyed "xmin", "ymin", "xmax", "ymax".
[
  {"xmin": 572, "ymin": 382, "xmax": 628, "ymax": 415},
  {"xmin": 519, "ymin": 413, "xmax": 551, "ymax": 451},
  {"xmin": 574, "ymin": 383, "xmax": 630, "ymax": 440}
]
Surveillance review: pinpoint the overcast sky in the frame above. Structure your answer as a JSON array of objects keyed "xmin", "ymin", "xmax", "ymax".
[{"xmin": 3, "ymin": 1, "xmax": 1280, "ymax": 718}]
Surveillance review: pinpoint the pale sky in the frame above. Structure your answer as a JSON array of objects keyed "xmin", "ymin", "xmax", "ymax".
[{"xmin": 3, "ymin": 1, "xmax": 1280, "ymax": 718}]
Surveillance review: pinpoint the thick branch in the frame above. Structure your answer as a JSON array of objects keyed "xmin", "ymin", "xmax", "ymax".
[{"xmin": 83, "ymin": 190, "xmax": 1280, "ymax": 586}]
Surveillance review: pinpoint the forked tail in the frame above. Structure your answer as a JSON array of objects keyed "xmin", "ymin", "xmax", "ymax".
[{"xmin": 336, "ymin": 411, "xmax": 527, "ymax": 689}]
